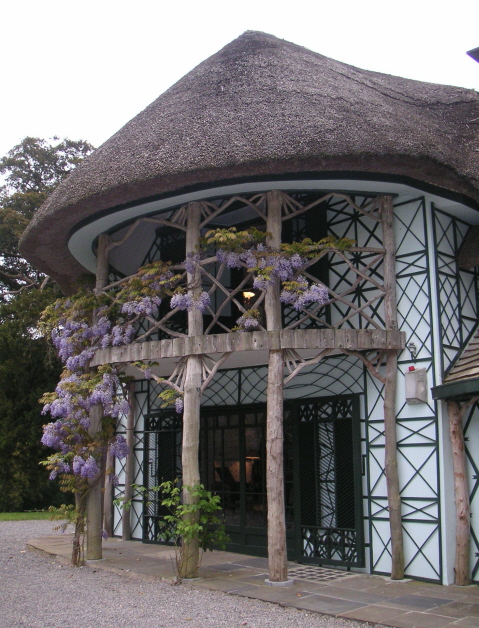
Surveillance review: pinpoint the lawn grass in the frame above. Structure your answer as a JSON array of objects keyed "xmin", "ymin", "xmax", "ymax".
[{"xmin": 0, "ymin": 511, "xmax": 52, "ymax": 521}]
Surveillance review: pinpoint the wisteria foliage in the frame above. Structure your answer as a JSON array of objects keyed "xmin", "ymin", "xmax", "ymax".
[
  {"xmin": 40, "ymin": 260, "xmax": 181, "ymax": 489},
  {"xmin": 41, "ymin": 231, "xmax": 351, "ymax": 491},
  {"xmin": 204, "ymin": 227, "xmax": 349, "ymax": 311}
]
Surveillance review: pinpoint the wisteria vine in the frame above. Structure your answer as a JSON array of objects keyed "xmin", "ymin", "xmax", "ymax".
[{"xmin": 40, "ymin": 229, "xmax": 352, "ymax": 506}]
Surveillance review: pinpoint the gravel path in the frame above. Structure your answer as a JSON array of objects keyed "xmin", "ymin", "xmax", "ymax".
[{"xmin": 0, "ymin": 521, "xmax": 368, "ymax": 628}]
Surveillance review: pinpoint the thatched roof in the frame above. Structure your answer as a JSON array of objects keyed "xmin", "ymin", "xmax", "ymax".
[{"xmin": 20, "ymin": 30, "xmax": 479, "ymax": 291}]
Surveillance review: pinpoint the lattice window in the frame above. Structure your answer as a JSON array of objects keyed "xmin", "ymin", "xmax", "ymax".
[
  {"xmin": 325, "ymin": 195, "xmax": 385, "ymax": 330},
  {"xmin": 113, "ymin": 379, "xmax": 149, "ymax": 539}
]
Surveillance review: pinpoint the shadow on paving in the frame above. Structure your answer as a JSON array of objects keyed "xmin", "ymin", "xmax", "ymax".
[{"xmin": 27, "ymin": 534, "xmax": 479, "ymax": 628}]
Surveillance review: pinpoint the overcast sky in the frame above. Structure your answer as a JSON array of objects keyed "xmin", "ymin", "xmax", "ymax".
[{"xmin": 1, "ymin": 0, "xmax": 478, "ymax": 157}]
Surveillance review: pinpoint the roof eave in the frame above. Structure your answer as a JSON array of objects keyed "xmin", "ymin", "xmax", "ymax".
[{"xmin": 431, "ymin": 378, "xmax": 479, "ymax": 401}]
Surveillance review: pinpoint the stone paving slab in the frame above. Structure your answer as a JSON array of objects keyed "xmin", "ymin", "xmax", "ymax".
[{"xmin": 27, "ymin": 534, "xmax": 479, "ymax": 628}]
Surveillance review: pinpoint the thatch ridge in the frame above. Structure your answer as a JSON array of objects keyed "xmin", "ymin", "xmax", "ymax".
[{"xmin": 20, "ymin": 31, "xmax": 479, "ymax": 291}]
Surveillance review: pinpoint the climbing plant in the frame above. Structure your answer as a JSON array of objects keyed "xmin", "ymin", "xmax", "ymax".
[{"xmin": 40, "ymin": 228, "xmax": 351, "ymax": 570}]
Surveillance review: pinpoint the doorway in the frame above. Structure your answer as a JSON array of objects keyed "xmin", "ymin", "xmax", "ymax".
[{"xmin": 143, "ymin": 394, "xmax": 364, "ymax": 568}]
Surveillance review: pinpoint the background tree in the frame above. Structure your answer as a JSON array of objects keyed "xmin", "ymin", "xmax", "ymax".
[
  {"xmin": 0, "ymin": 137, "xmax": 94, "ymax": 511},
  {"xmin": 0, "ymin": 137, "xmax": 93, "ymax": 295},
  {"xmin": 0, "ymin": 288, "xmax": 63, "ymax": 511}
]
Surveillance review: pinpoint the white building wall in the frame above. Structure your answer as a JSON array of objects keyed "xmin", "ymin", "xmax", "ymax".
[{"xmin": 365, "ymin": 196, "xmax": 442, "ymax": 581}]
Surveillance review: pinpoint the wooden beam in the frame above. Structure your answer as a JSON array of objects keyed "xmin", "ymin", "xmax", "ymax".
[
  {"xmin": 86, "ymin": 404, "xmax": 103, "ymax": 560},
  {"xmin": 179, "ymin": 202, "xmax": 203, "ymax": 579},
  {"xmin": 87, "ymin": 233, "xmax": 111, "ymax": 560},
  {"xmin": 95, "ymin": 233, "xmax": 110, "ymax": 294},
  {"xmin": 90, "ymin": 329, "xmax": 406, "ymax": 366},
  {"xmin": 382, "ymin": 196, "xmax": 404, "ymax": 581},
  {"xmin": 122, "ymin": 381, "xmax": 136, "ymax": 541},
  {"xmin": 447, "ymin": 399, "xmax": 475, "ymax": 585},
  {"xmin": 265, "ymin": 190, "xmax": 288, "ymax": 583}
]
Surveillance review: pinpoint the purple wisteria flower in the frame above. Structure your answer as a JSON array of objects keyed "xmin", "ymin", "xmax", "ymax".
[
  {"xmin": 88, "ymin": 371, "xmax": 130, "ymax": 418},
  {"xmin": 51, "ymin": 314, "xmax": 116, "ymax": 373},
  {"xmin": 216, "ymin": 245, "xmax": 307, "ymax": 291},
  {"xmin": 109, "ymin": 435, "xmax": 129, "ymax": 460},
  {"xmin": 170, "ymin": 291, "xmax": 210, "ymax": 312},
  {"xmin": 175, "ymin": 397, "xmax": 184, "ymax": 414},
  {"xmin": 170, "ymin": 292, "xmax": 192, "ymax": 311},
  {"xmin": 108, "ymin": 474, "xmax": 120, "ymax": 486},
  {"xmin": 281, "ymin": 282, "xmax": 329, "ymax": 311},
  {"xmin": 41, "ymin": 422, "xmax": 68, "ymax": 450},
  {"xmin": 235, "ymin": 314, "xmax": 260, "ymax": 331},
  {"xmin": 195, "ymin": 291, "xmax": 211, "ymax": 312},
  {"xmin": 280, "ymin": 276, "xmax": 308, "ymax": 305},
  {"xmin": 107, "ymin": 324, "xmax": 136, "ymax": 347},
  {"xmin": 91, "ymin": 316, "xmax": 111, "ymax": 337},
  {"xmin": 279, "ymin": 290, "xmax": 298, "ymax": 305},
  {"xmin": 183, "ymin": 252, "xmax": 202, "ymax": 275},
  {"xmin": 148, "ymin": 269, "xmax": 176, "ymax": 292},
  {"xmin": 241, "ymin": 249, "xmax": 257, "ymax": 269},
  {"xmin": 81, "ymin": 456, "xmax": 99, "ymax": 479},
  {"xmin": 65, "ymin": 346, "xmax": 96, "ymax": 372},
  {"xmin": 253, "ymin": 276, "xmax": 269, "ymax": 290},
  {"xmin": 79, "ymin": 416, "xmax": 90, "ymax": 429},
  {"xmin": 48, "ymin": 460, "xmax": 71, "ymax": 480},
  {"xmin": 216, "ymin": 249, "xmax": 243, "ymax": 269},
  {"xmin": 274, "ymin": 257, "xmax": 294, "ymax": 281},
  {"xmin": 72, "ymin": 455, "xmax": 84, "ymax": 475},
  {"xmin": 290, "ymin": 253, "xmax": 305, "ymax": 269},
  {"xmin": 121, "ymin": 296, "xmax": 161, "ymax": 317}
]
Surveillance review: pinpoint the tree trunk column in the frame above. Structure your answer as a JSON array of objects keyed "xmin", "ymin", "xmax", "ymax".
[
  {"xmin": 382, "ymin": 196, "xmax": 404, "ymax": 580},
  {"xmin": 86, "ymin": 233, "xmax": 110, "ymax": 560},
  {"xmin": 180, "ymin": 202, "xmax": 203, "ymax": 578},
  {"xmin": 122, "ymin": 381, "xmax": 136, "ymax": 541},
  {"xmin": 265, "ymin": 191, "xmax": 289, "ymax": 583},
  {"xmin": 86, "ymin": 404, "xmax": 103, "ymax": 559},
  {"xmin": 103, "ymin": 450, "xmax": 114, "ymax": 538},
  {"xmin": 447, "ymin": 400, "xmax": 471, "ymax": 585}
]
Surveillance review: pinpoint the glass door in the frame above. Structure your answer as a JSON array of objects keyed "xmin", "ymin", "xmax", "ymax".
[{"xmin": 200, "ymin": 406, "xmax": 269, "ymax": 555}]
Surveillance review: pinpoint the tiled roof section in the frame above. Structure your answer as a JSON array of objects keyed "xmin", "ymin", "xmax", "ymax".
[{"xmin": 445, "ymin": 327, "xmax": 479, "ymax": 384}]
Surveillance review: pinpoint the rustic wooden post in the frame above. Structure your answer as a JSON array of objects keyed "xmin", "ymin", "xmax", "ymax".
[
  {"xmin": 264, "ymin": 190, "xmax": 289, "ymax": 584},
  {"xmin": 72, "ymin": 492, "xmax": 86, "ymax": 566},
  {"xmin": 447, "ymin": 399, "xmax": 472, "ymax": 585},
  {"xmin": 180, "ymin": 201, "xmax": 203, "ymax": 578},
  {"xmin": 86, "ymin": 404, "xmax": 103, "ymax": 559},
  {"xmin": 122, "ymin": 380, "xmax": 136, "ymax": 540},
  {"xmin": 95, "ymin": 233, "xmax": 110, "ymax": 292},
  {"xmin": 103, "ymin": 449, "xmax": 114, "ymax": 538},
  {"xmin": 382, "ymin": 196, "xmax": 404, "ymax": 580},
  {"xmin": 86, "ymin": 233, "xmax": 110, "ymax": 560}
]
